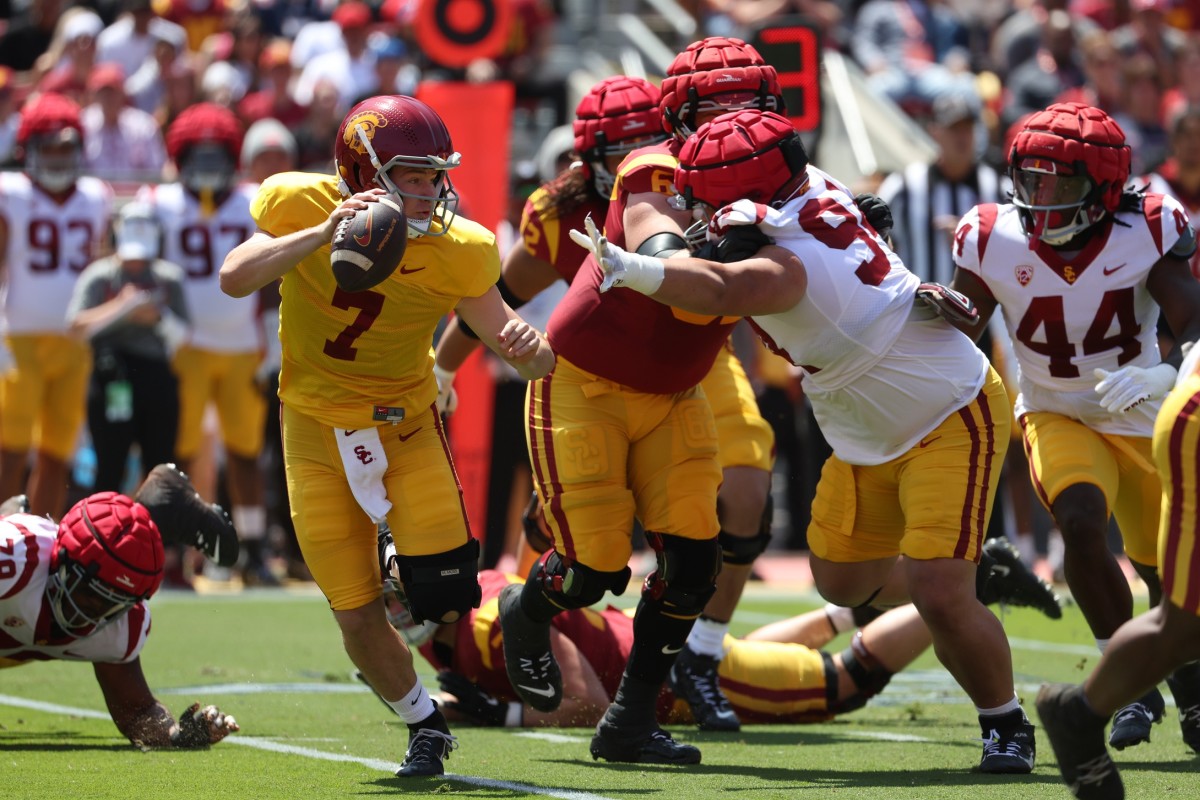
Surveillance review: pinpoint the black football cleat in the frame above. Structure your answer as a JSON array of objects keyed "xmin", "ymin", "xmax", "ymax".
[
  {"xmin": 134, "ymin": 463, "xmax": 240, "ymax": 567},
  {"xmin": 590, "ymin": 716, "xmax": 701, "ymax": 765},
  {"xmin": 978, "ymin": 713, "xmax": 1036, "ymax": 774},
  {"xmin": 0, "ymin": 494, "xmax": 30, "ymax": 516},
  {"xmin": 668, "ymin": 647, "xmax": 741, "ymax": 732},
  {"xmin": 396, "ymin": 727, "xmax": 457, "ymax": 777},
  {"xmin": 1167, "ymin": 671, "xmax": 1200, "ymax": 754},
  {"xmin": 979, "ymin": 537, "xmax": 1063, "ymax": 619},
  {"xmin": 498, "ymin": 583, "xmax": 562, "ymax": 712},
  {"xmin": 1108, "ymin": 688, "xmax": 1164, "ymax": 750},
  {"xmin": 1037, "ymin": 683, "xmax": 1123, "ymax": 800}
]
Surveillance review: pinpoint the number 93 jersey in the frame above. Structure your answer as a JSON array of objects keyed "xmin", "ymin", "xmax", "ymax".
[{"xmin": 953, "ymin": 194, "xmax": 1189, "ymax": 436}]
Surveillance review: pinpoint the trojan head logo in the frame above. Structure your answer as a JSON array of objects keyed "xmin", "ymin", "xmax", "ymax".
[
  {"xmin": 1015, "ymin": 264, "xmax": 1034, "ymax": 286},
  {"xmin": 343, "ymin": 111, "xmax": 388, "ymax": 156}
]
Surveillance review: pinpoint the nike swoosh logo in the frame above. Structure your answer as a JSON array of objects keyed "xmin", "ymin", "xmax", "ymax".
[
  {"xmin": 343, "ymin": 429, "xmax": 357, "ymax": 436},
  {"xmin": 410, "ymin": 697, "xmax": 419, "ymax": 705},
  {"xmin": 517, "ymin": 683, "xmax": 557, "ymax": 698},
  {"xmin": 353, "ymin": 207, "xmax": 372, "ymax": 247},
  {"xmin": 919, "ymin": 436, "xmax": 941, "ymax": 448},
  {"xmin": 1102, "ymin": 263, "xmax": 1127, "ymax": 275},
  {"xmin": 397, "ymin": 427, "xmax": 421, "ymax": 442},
  {"xmin": 661, "ymin": 644, "xmax": 683, "ymax": 655},
  {"xmin": 399, "ymin": 265, "xmax": 426, "ymax": 275}
]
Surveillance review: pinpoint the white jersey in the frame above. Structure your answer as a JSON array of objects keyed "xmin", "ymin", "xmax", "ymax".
[
  {"xmin": 0, "ymin": 515, "xmax": 150, "ymax": 667},
  {"xmin": 1141, "ymin": 171, "xmax": 1200, "ymax": 279},
  {"xmin": 138, "ymin": 182, "xmax": 259, "ymax": 352},
  {"xmin": 953, "ymin": 195, "xmax": 1188, "ymax": 436},
  {"xmin": 0, "ymin": 172, "xmax": 112, "ymax": 334},
  {"xmin": 727, "ymin": 166, "xmax": 988, "ymax": 465}
]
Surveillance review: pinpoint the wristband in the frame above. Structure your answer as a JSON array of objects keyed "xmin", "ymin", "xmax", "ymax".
[
  {"xmin": 620, "ymin": 251, "xmax": 666, "ymax": 296},
  {"xmin": 504, "ymin": 701, "xmax": 524, "ymax": 728},
  {"xmin": 433, "ymin": 364, "xmax": 456, "ymax": 390}
]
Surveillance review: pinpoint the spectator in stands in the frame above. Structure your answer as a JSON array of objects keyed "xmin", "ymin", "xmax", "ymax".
[
  {"xmin": 240, "ymin": 118, "xmax": 298, "ymax": 185},
  {"xmin": 1162, "ymin": 34, "xmax": 1200, "ymax": 122},
  {"xmin": 154, "ymin": 51, "xmax": 200, "ymax": 132},
  {"xmin": 35, "ymin": 8, "xmax": 104, "ymax": 104},
  {"xmin": 851, "ymin": 0, "xmax": 976, "ymax": 114},
  {"xmin": 292, "ymin": 78, "xmax": 342, "ymax": 172},
  {"xmin": 699, "ymin": 0, "xmax": 846, "ymax": 46},
  {"xmin": 237, "ymin": 38, "xmax": 307, "ymax": 128},
  {"xmin": 293, "ymin": 1, "xmax": 379, "ymax": 115},
  {"xmin": 0, "ymin": 67, "xmax": 19, "ymax": 166},
  {"xmin": 126, "ymin": 23, "xmax": 188, "ymax": 115},
  {"xmin": 355, "ymin": 36, "xmax": 419, "ymax": 106},
  {"xmin": 96, "ymin": 0, "xmax": 188, "ymax": 82},
  {"xmin": 200, "ymin": 60, "xmax": 249, "ymax": 110},
  {"xmin": 157, "ymin": 0, "xmax": 230, "ymax": 54},
  {"xmin": 1143, "ymin": 105, "xmax": 1200, "ymax": 279},
  {"xmin": 81, "ymin": 63, "xmax": 168, "ymax": 184},
  {"xmin": 1116, "ymin": 52, "xmax": 1171, "ymax": 175},
  {"xmin": 1001, "ymin": 7, "xmax": 1086, "ymax": 131},
  {"xmin": 991, "ymin": 0, "xmax": 1098, "ymax": 80},
  {"xmin": 0, "ymin": 0, "xmax": 67, "ymax": 72},
  {"xmin": 1053, "ymin": 28, "xmax": 1124, "ymax": 113},
  {"xmin": 1112, "ymin": 0, "xmax": 1189, "ymax": 88}
]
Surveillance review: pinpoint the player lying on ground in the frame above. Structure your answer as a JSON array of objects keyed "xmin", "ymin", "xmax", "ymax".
[
  {"xmin": 0, "ymin": 478, "xmax": 238, "ymax": 748},
  {"xmin": 368, "ymin": 543, "xmax": 1059, "ymax": 729}
]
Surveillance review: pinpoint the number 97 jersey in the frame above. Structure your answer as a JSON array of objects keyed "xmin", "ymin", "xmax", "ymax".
[{"xmin": 953, "ymin": 194, "xmax": 1189, "ymax": 436}]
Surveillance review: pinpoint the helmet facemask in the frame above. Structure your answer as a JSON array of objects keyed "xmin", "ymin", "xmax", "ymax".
[
  {"xmin": 180, "ymin": 142, "xmax": 236, "ymax": 199},
  {"xmin": 27, "ymin": 132, "xmax": 82, "ymax": 194},
  {"xmin": 349, "ymin": 121, "xmax": 461, "ymax": 238},
  {"xmin": 47, "ymin": 556, "xmax": 139, "ymax": 636},
  {"xmin": 669, "ymin": 86, "xmax": 783, "ymax": 140},
  {"xmin": 1012, "ymin": 157, "xmax": 1101, "ymax": 246},
  {"xmin": 583, "ymin": 130, "xmax": 666, "ymax": 197}
]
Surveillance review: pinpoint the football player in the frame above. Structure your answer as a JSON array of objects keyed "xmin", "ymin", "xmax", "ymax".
[
  {"xmin": 0, "ymin": 490, "xmax": 238, "ymax": 748},
  {"xmin": 493, "ymin": 39, "xmax": 790, "ymax": 767},
  {"xmin": 0, "ymin": 92, "xmax": 112, "ymax": 519},
  {"xmin": 218, "ymin": 94, "xmax": 554, "ymax": 777},
  {"xmin": 948, "ymin": 103, "xmax": 1200, "ymax": 754},
  {"xmin": 1038, "ymin": 343, "xmax": 1200, "ymax": 800},
  {"xmin": 573, "ymin": 109, "xmax": 1032, "ymax": 774},
  {"xmin": 137, "ymin": 103, "xmax": 273, "ymax": 585}
]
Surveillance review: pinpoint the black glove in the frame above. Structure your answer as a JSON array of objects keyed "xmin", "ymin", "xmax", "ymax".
[
  {"xmin": 437, "ymin": 671, "xmax": 510, "ymax": 726},
  {"xmin": 693, "ymin": 224, "xmax": 774, "ymax": 263},
  {"xmin": 854, "ymin": 192, "xmax": 893, "ymax": 240}
]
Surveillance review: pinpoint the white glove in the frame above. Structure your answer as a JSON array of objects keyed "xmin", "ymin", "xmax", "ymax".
[
  {"xmin": 433, "ymin": 364, "xmax": 458, "ymax": 415},
  {"xmin": 0, "ymin": 337, "xmax": 14, "ymax": 377},
  {"xmin": 569, "ymin": 214, "xmax": 665, "ymax": 295},
  {"xmin": 1094, "ymin": 364, "xmax": 1178, "ymax": 414}
]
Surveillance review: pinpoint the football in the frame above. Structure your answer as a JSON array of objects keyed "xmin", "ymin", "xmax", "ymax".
[{"xmin": 330, "ymin": 197, "xmax": 408, "ymax": 292}]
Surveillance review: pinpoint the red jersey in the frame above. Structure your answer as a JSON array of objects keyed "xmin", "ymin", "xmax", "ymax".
[{"xmin": 545, "ymin": 140, "xmax": 740, "ymax": 394}]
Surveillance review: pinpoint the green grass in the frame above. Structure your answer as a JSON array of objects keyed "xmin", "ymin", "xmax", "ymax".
[{"xmin": 3, "ymin": 586, "xmax": 1197, "ymax": 799}]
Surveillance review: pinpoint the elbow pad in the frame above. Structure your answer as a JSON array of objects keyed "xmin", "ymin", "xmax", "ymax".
[{"xmin": 635, "ymin": 232, "xmax": 688, "ymax": 259}]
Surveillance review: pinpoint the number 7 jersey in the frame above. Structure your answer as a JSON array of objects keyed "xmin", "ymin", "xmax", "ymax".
[{"xmin": 953, "ymin": 194, "xmax": 1190, "ymax": 436}]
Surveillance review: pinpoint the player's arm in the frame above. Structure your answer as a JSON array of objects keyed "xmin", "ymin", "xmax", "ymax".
[
  {"xmin": 947, "ymin": 267, "xmax": 999, "ymax": 341},
  {"xmin": 219, "ymin": 189, "xmax": 383, "ymax": 298},
  {"xmin": 94, "ymin": 658, "xmax": 238, "ymax": 748},
  {"xmin": 1148, "ymin": 249, "xmax": 1200, "ymax": 368},
  {"xmin": 453, "ymin": 285, "xmax": 555, "ymax": 381},
  {"xmin": 624, "ymin": 188, "xmax": 691, "ymax": 255}
]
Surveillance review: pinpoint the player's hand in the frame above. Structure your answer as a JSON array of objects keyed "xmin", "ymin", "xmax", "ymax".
[
  {"xmin": 1094, "ymin": 364, "xmax": 1178, "ymax": 414},
  {"xmin": 436, "ymin": 671, "xmax": 509, "ymax": 726},
  {"xmin": 432, "ymin": 364, "xmax": 458, "ymax": 415},
  {"xmin": 569, "ymin": 214, "xmax": 664, "ymax": 295},
  {"xmin": 854, "ymin": 192, "xmax": 893, "ymax": 240},
  {"xmin": 692, "ymin": 224, "xmax": 773, "ymax": 263},
  {"xmin": 321, "ymin": 188, "xmax": 385, "ymax": 239},
  {"xmin": 915, "ymin": 282, "xmax": 979, "ymax": 325},
  {"xmin": 172, "ymin": 702, "xmax": 239, "ymax": 747}
]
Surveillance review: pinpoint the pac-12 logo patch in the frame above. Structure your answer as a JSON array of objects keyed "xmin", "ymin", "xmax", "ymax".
[{"xmin": 1015, "ymin": 264, "xmax": 1034, "ymax": 286}]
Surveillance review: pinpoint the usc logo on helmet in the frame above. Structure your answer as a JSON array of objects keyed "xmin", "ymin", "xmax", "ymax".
[{"xmin": 343, "ymin": 111, "xmax": 388, "ymax": 156}]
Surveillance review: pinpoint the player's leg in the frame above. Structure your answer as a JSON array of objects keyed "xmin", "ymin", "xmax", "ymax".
[
  {"xmin": 0, "ymin": 335, "xmax": 39, "ymax": 501},
  {"xmin": 31, "ymin": 336, "xmax": 90, "ymax": 517},
  {"xmin": 215, "ymin": 352, "xmax": 272, "ymax": 584}
]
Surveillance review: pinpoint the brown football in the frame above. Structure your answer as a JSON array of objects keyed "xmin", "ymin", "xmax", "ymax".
[{"xmin": 330, "ymin": 197, "xmax": 408, "ymax": 292}]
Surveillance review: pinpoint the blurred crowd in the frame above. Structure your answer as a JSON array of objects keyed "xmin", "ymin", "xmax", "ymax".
[{"xmin": 4, "ymin": 0, "xmax": 1200, "ymax": 587}]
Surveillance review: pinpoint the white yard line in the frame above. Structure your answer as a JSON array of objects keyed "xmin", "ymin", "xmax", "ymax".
[{"xmin": 0, "ymin": 694, "xmax": 618, "ymax": 800}]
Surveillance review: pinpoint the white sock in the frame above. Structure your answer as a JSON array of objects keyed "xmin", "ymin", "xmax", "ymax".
[
  {"xmin": 387, "ymin": 681, "xmax": 436, "ymax": 725},
  {"xmin": 824, "ymin": 603, "xmax": 856, "ymax": 635},
  {"xmin": 1096, "ymin": 638, "xmax": 1110, "ymax": 654},
  {"xmin": 232, "ymin": 505, "xmax": 267, "ymax": 542},
  {"xmin": 976, "ymin": 695, "xmax": 1023, "ymax": 718},
  {"xmin": 686, "ymin": 617, "xmax": 729, "ymax": 658}
]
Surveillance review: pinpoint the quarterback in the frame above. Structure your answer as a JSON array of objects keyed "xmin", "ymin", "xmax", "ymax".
[
  {"xmin": 219, "ymin": 94, "xmax": 554, "ymax": 777},
  {"xmin": 949, "ymin": 103, "xmax": 1200, "ymax": 754}
]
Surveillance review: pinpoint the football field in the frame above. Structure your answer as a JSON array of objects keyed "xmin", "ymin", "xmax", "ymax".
[{"xmin": 3, "ymin": 583, "xmax": 1197, "ymax": 800}]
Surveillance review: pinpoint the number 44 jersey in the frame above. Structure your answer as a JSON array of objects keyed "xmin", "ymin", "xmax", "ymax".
[{"xmin": 953, "ymin": 193, "xmax": 1190, "ymax": 437}]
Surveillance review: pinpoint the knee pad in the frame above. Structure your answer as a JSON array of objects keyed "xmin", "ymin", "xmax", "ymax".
[
  {"xmin": 830, "ymin": 631, "xmax": 894, "ymax": 714},
  {"xmin": 718, "ymin": 509, "xmax": 773, "ymax": 566},
  {"xmin": 531, "ymin": 550, "xmax": 631, "ymax": 610},
  {"xmin": 390, "ymin": 538, "xmax": 481, "ymax": 624},
  {"xmin": 641, "ymin": 532, "xmax": 722, "ymax": 617}
]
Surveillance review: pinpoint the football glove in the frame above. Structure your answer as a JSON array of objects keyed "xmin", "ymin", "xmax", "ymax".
[
  {"xmin": 433, "ymin": 364, "xmax": 458, "ymax": 415},
  {"xmin": 692, "ymin": 224, "xmax": 774, "ymax": 263},
  {"xmin": 171, "ymin": 702, "xmax": 239, "ymax": 748},
  {"xmin": 915, "ymin": 282, "xmax": 979, "ymax": 325},
  {"xmin": 570, "ymin": 214, "xmax": 664, "ymax": 295},
  {"xmin": 436, "ymin": 671, "xmax": 511, "ymax": 726},
  {"xmin": 854, "ymin": 192, "xmax": 893, "ymax": 240},
  {"xmin": 1094, "ymin": 364, "xmax": 1177, "ymax": 414}
]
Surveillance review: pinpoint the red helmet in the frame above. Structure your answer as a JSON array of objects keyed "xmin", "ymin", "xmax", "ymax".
[
  {"xmin": 573, "ymin": 76, "xmax": 668, "ymax": 196},
  {"xmin": 660, "ymin": 37, "xmax": 785, "ymax": 138},
  {"xmin": 17, "ymin": 93, "xmax": 84, "ymax": 193},
  {"xmin": 675, "ymin": 110, "xmax": 809, "ymax": 211},
  {"xmin": 166, "ymin": 103, "xmax": 244, "ymax": 196},
  {"xmin": 1009, "ymin": 102, "xmax": 1131, "ymax": 246},
  {"xmin": 48, "ymin": 492, "xmax": 164, "ymax": 636},
  {"xmin": 335, "ymin": 95, "xmax": 462, "ymax": 237}
]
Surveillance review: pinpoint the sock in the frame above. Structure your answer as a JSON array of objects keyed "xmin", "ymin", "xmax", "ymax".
[
  {"xmin": 977, "ymin": 695, "xmax": 1024, "ymax": 724},
  {"xmin": 1096, "ymin": 638, "xmax": 1110, "ymax": 654},
  {"xmin": 607, "ymin": 674, "xmax": 659, "ymax": 726},
  {"xmin": 234, "ymin": 505, "xmax": 268, "ymax": 567},
  {"xmin": 686, "ymin": 616, "xmax": 729, "ymax": 658},
  {"xmin": 387, "ymin": 680, "xmax": 437, "ymax": 726},
  {"xmin": 824, "ymin": 603, "xmax": 856, "ymax": 635}
]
